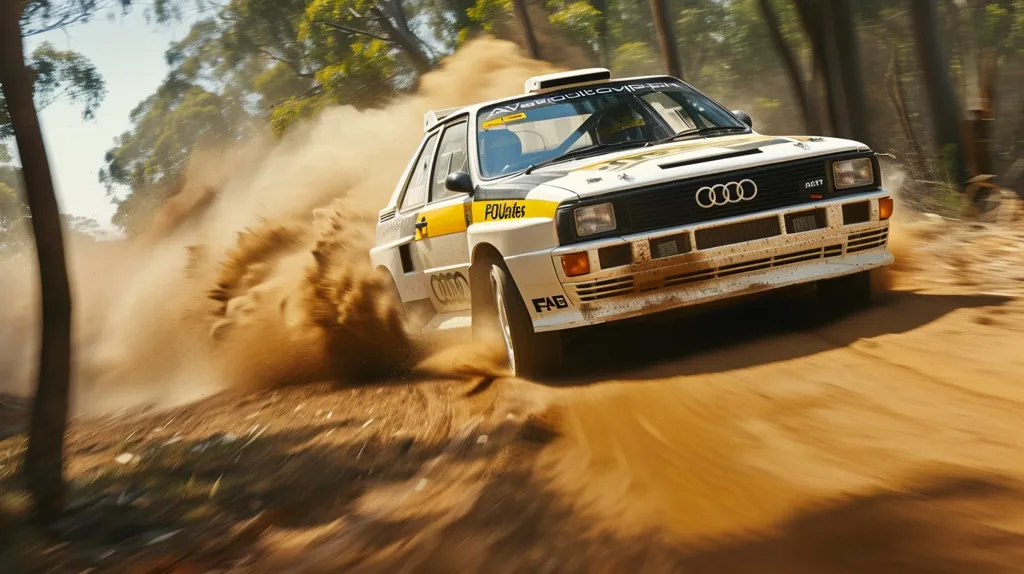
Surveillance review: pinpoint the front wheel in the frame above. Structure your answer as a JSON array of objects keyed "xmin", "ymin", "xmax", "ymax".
[{"xmin": 489, "ymin": 264, "xmax": 563, "ymax": 379}]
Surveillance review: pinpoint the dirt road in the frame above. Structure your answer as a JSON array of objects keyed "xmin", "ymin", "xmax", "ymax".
[{"xmin": 5, "ymin": 215, "xmax": 1024, "ymax": 573}]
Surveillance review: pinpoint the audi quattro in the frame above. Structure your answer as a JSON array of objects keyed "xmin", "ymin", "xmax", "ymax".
[{"xmin": 370, "ymin": 68, "xmax": 894, "ymax": 378}]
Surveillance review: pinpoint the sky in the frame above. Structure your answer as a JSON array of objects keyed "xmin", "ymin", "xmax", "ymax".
[{"xmin": 19, "ymin": 7, "xmax": 200, "ymax": 228}]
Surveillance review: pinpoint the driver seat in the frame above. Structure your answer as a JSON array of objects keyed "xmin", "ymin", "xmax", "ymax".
[
  {"xmin": 595, "ymin": 104, "xmax": 647, "ymax": 145},
  {"xmin": 479, "ymin": 128, "xmax": 523, "ymax": 175}
]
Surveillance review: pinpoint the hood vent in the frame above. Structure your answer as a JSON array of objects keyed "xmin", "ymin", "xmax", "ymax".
[{"xmin": 658, "ymin": 147, "xmax": 763, "ymax": 170}]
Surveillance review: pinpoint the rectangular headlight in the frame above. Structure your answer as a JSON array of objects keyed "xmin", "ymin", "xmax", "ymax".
[
  {"xmin": 833, "ymin": 158, "xmax": 874, "ymax": 189},
  {"xmin": 574, "ymin": 203, "xmax": 616, "ymax": 237}
]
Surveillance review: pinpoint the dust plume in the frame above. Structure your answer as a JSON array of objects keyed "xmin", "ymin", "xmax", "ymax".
[{"xmin": 0, "ymin": 37, "xmax": 556, "ymax": 415}]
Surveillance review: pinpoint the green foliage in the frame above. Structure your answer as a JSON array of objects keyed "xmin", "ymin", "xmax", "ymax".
[
  {"xmin": 548, "ymin": 1, "xmax": 601, "ymax": 47},
  {"xmin": 982, "ymin": 0, "xmax": 1024, "ymax": 57},
  {"xmin": 97, "ymin": 0, "xmax": 1024, "ymax": 232},
  {"xmin": 270, "ymin": 94, "xmax": 328, "ymax": 136},
  {"xmin": 100, "ymin": 85, "xmax": 250, "ymax": 218},
  {"xmin": 610, "ymin": 41, "xmax": 659, "ymax": 76},
  {"xmin": 19, "ymin": 0, "xmax": 132, "ymax": 37},
  {"xmin": 0, "ymin": 42, "xmax": 106, "ymax": 140},
  {"xmin": 0, "ymin": 178, "xmax": 29, "ymax": 254},
  {"xmin": 29, "ymin": 42, "xmax": 107, "ymax": 118},
  {"xmin": 467, "ymin": 0, "xmax": 511, "ymax": 32}
]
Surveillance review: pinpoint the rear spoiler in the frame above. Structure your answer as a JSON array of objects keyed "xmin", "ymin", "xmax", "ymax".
[{"xmin": 424, "ymin": 107, "xmax": 464, "ymax": 132}]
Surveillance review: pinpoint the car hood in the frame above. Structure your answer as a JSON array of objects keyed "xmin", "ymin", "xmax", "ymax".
[{"xmin": 523, "ymin": 133, "xmax": 869, "ymax": 199}]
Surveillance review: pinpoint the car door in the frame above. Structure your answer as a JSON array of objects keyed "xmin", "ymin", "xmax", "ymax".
[
  {"xmin": 412, "ymin": 118, "xmax": 474, "ymax": 313},
  {"xmin": 389, "ymin": 130, "xmax": 441, "ymax": 305}
]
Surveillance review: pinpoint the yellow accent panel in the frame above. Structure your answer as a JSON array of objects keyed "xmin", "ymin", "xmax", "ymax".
[
  {"xmin": 571, "ymin": 135, "xmax": 778, "ymax": 172},
  {"xmin": 482, "ymin": 112, "xmax": 527, "ymax": 130},
  {"xmin": 472, "ymin": 199, "xmax": 559, "ymax": 223},
  {"xmin": 415, "ymin": 203, "xmax": 469, "ymax": 240}
]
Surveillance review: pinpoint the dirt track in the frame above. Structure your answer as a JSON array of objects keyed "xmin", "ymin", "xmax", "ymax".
[{"xmin": 5, "ymin": 214, "xmax": 1024, "ymax": 573}]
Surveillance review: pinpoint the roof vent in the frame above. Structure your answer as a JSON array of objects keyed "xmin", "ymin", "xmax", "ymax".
[{"xmin": 524, "ymin": 68, "xmax": 612, "ymax": 95}]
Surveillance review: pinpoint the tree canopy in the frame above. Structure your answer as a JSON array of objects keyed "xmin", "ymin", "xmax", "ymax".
[{"xmin": 78, "ymin": 0, "xmax": 1024, "ymax": 230}]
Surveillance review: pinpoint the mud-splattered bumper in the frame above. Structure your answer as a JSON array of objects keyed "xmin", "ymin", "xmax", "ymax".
[{"xmin": 523, "ymin": 190, "xmax": 894, "ymax": 333}]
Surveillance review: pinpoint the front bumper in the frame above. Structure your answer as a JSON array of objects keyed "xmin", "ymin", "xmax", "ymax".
[{"xmin": 509, "ymin": 190, "xmax": 893, "ymax": 333}]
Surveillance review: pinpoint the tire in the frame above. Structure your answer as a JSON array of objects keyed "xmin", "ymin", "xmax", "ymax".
[
  {"xmin": 816, "ymin": 270, "xmax": 872, "ymax": 315},
  {"xmin": 489, "ymin": 263, "xmax": 563, "ymax": 379}
]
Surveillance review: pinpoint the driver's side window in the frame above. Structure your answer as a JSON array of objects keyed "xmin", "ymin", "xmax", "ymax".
[
  {"xmin": 400, "ymin": 132, "xmax": 439, "ymax": 211},
  {"xmin": 430, "ymin": 121, "xmax": 469, "ymax": 203}
]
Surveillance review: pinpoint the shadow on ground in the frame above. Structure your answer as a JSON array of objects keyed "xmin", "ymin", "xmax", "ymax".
[
  {"xmin": 552, "ymin": 287, "xmax": 1011, "ymax": 384},
  {"xmin": 279, "ymin": 461, "xmax": 1024, "ymax": 574},
  {"xmin": 5, "ymin": 390, "xmax": 1024, "ymax": 573}
]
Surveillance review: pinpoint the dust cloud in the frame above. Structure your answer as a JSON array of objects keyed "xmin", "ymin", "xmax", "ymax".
[{"xmin": 0, "ymin": 37, "xmax": 551, "ymax": 415}]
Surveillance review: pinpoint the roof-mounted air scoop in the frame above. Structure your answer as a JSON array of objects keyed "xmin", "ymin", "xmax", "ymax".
[{"xmin": 524, "ymin": 68, "xmax": 612, "ymax": 95}]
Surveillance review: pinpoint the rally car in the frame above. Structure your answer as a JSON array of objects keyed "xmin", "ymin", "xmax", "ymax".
[{"xmin": 370, "ymin": 68, "xmax": 894, "ymax": 377}]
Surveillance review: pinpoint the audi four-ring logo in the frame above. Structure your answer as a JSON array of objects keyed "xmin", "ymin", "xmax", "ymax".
[{"xmin": 695, "ymin": 179, "xmax": 758, "ymax": 208}]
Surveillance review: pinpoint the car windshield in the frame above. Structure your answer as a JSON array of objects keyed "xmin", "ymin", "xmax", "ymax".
[{"xmin": 475, "ymin": 79, "xmax": 747, "ymax": 178}]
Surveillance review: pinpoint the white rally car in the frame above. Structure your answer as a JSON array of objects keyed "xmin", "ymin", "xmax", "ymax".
[{"xmin": 371, "ymin": 68, "xmax": 894, "ymax": 377}]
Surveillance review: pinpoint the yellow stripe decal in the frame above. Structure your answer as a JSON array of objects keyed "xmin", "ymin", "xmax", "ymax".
[
  {"xmin": 571, "ymin": 135, "xmax": 778, "ymax": 172},
  {"xmin": 414, "ymin": 203, "xmax": 469, "ymax": 240},
  {"xmin": 482, "ymin": 112, "xmax": 527, "ymax": 130},
  {"xmin": 471, "ymin": 199, "xmax": 559, "ymax": 223}
]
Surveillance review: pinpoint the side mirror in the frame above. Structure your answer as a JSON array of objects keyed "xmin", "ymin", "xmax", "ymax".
[
  {"xmin": 445, "ymin": 171, "xmax": 474, "ymax": 195},
  {"xmin": 732, "ymin": 110, "xmax": 753, "ymax": 128}
]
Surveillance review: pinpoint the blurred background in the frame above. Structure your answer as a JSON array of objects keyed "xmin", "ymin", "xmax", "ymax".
[
  {"xmin": 3, "ymin": 0, "xmax": 1023, "ymax": 247},
  {"xmin": 3, "ymin": 1, "xmax": 1024, "ymax": 573}
]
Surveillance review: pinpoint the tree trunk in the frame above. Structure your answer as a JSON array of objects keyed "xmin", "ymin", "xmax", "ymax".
[
  {"xmin": 511, "ymin": 0, "xmax": 541, "ymax": 59},
  {"xmin": 372, "ymin": 5, "xmax": 433, "ymax": 74},
  {"xmin": 649, "ymin": 0, "xmax": 682, "ymax": 79},
  {"xmin": 0, "ymin": 0, "xmax": 74, "ymax": 524},
  {"xmin": 757, "ymin": 0, "xmax": 816, "ymax": 132},
  {"xmin": 826, "ymin": 0, "xmax": 871, "ymax": 145},
  {"xmin": 910, "ymin": 0, "xmax": 967, "ymax": 185},
  {"xmin": 885, "ymin": 44, "xmax": 929, "ymax": 180},
  {"xmin": 793, "ymin": 0, "xmax": 835, "ymax": 134},
  {"xmin": 591, "ymin": 0, "xmax": 610, "ymax": 67}
]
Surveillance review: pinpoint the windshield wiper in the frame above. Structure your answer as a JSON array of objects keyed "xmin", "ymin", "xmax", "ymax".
[
  {"xmin": 653, "ymin": 125, "xmax": 749, "ymax": 145},
  {"xmin": 524, "ymin": 140, "xmax": 649, "ymax": 174}
]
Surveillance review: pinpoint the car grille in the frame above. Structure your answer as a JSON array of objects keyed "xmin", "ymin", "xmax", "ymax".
[
  {"xmin": 566, "ymin": 228, "xmax": 886, "ymax": 304},
  {"xmin": 846, "ymin": 228, "xmax": 888, "ymax": 253},
  {"xmin": 694, "ymin": 216, "xmax": 782, "ymax": 250},
  {"xmin": 625, "ymin": 157, "xmax": 828, "ymax": 233}
]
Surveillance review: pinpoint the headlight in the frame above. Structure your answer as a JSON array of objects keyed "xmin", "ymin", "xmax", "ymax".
[
  {"xmin": 574, "ymin": 203, "xmax": 616, "ymax": 237},
  {"xmin": 833, "ymin": 158, "xmax": 874, "ymax": 189}
]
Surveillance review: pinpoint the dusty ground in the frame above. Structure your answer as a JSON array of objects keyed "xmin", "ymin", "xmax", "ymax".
[{"xmin": 4, "ymin": 211, "xmax": 1024, "ymax": 573}]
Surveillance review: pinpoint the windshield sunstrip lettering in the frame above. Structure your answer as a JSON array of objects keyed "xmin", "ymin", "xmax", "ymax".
[{"xmin": 485, "ymin": 82, "xmax": 685, "ymax": 119}]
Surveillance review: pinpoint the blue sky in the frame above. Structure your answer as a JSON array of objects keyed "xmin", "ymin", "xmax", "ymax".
[{"xmin": 20, "ymin": 7, "xmax": 199, "ymax": 227}]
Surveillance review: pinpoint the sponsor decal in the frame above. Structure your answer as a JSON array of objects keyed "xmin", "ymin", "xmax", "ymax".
[
  {"xmin": 532, "ymin": 295, "xmax": 569, "ymax": 313},
  {"xmin": 586, "ymin": 177, "xmax": 603, "ymax": 184},
  {"xmin": 471, "ymin": 199, "xmax": 559, "ymax": 223},
  {"xmin": 430, "ymin": 272, "xmax": 470, "ymax": 305},
  {"xmin": 794, "ymin": 141, "xmax": 811, "ymax": 150},
  {"xmin": 415, "ymin": 204, "xmax": 471, "ymax": 240},
  {"xmin": 484, "ymin": 82, "xmax": 685, "ymax": 119},
  {"xmin": 483, "ymin": 202, "xmax": 527, "ymax": 221},
  {"xmin": 617, "ymin": 173, "xmax": 635, "ymax": 182},
  {"xmin": 804, "ymin": 178, "xmax": 825, "ymax": 189},
  {"xmin": 481, "ymin": 112, "xmax": 527, "ymax": 130}
]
